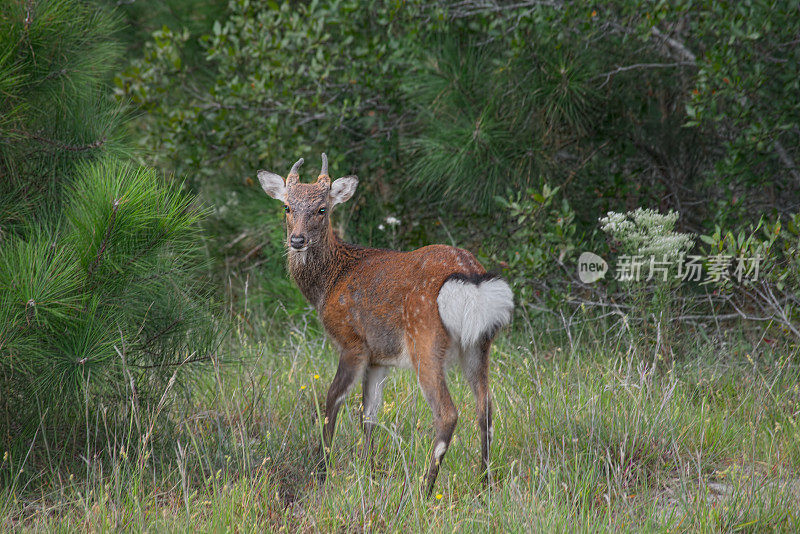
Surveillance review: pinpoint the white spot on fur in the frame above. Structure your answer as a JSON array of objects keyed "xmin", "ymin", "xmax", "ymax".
[
  {"xmin": 363, "ymin": 368, "xmax": 389, "ymax": 423},
  {"xmin": 437, "ymin": 277, "xmax": 513, "ymax": 348},
  {"xmin": 434, "ymin": 441, "xmax": 447, "ymax": 461},
  {"xmin": 489, "ymin": 425, "xmax": 494, "ymax": 442}
]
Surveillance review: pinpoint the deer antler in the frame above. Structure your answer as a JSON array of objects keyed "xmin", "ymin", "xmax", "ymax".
[
  {"xmin": 317, "ymin": 153, "xmax": 330, "ymax": 186},
  {"xmin": 287, "ymin": 157, "xmax": 304, "ymax": 186}
]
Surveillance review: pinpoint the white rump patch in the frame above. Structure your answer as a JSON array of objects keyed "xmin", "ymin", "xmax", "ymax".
[{"xmin": 437, "ymin": 277, "xmax": 513, "ymax": 349}]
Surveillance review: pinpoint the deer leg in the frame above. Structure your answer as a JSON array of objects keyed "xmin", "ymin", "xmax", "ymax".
[
  {"xmin": 361, "ymin": 365, "xmax": 389, "ymax": 464},
  {"xmin": 317, "ymin": 353, "xmax": 364, "ymax": 480},
  {"xmin": 461, "ymin": 338, "xmax": 493, "ymax": 485},
  {"xmin": 417, "ymin": 358, "xmax": 458, "ymax": 498}
]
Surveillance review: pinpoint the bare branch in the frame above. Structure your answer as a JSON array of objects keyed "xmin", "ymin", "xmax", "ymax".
[
  {"xmin": 439, "ymin": 0, "xmax": 561, "ymax": 19},
  {"xmin": 773, "ymin": 139, "xmax": 800, "ymax": 187},
  {"xmin": 594, "ymin": 61, "xmax": 695, "ymax": 88},
  {"xmin": 605, "ymin": 22, "xmax": 698, "ymax": 64},
  {"xmin": 650, "ymin": 26, "xmax": 697, "ymax": 63}
]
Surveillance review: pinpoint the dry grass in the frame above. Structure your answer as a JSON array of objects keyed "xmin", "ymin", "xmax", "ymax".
[{"xmin": 3, "ymin": 306, "xmax": 800, "ymax": 532}]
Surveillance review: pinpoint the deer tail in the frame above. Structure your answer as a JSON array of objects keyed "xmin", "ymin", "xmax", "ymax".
[{"xmin": 436, "ymin": 273, "xmax": 514, "ymax": 348}]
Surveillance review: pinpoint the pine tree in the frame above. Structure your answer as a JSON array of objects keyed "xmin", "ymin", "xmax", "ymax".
[{"xmin": 0, "ymin": 0, "xmax": 216, "ymax": 452}]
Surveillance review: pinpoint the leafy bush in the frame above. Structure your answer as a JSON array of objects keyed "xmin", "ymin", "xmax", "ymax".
[
  {"xmin": 116, "ymin": 2, "xmax": 800, "ymax": 295},
  {"xmin": 699, "ymin": 214, "xmax": 800, "ymax": 339},
  {"xmin": 493, "ymin": 184, "xmax": 579, "ymax": 308},
  {"xmin": 114, "ymin": 0, "xmax": 425, "ymax": 235}
]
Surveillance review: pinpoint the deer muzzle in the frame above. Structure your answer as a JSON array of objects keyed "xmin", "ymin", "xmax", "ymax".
[{"xmin": 290, "ymin": 234, "xmax": 308, "ymax": 250}]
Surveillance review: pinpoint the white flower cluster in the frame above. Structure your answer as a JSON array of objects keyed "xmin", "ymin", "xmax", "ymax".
[
  {"xmin": 600, "ymin": 208, "xmax": 694, "ymax": 260},
  {"xmin": 378, "ymin": 215, "xmax": 401, "ymax": 231}
]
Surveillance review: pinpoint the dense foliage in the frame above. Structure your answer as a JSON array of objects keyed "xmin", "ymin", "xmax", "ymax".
[{"xmin": 116, "ymin": 0, "xmax": 799, "ymax": 335}]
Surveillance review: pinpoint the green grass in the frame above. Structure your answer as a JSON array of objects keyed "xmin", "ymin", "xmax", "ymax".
[{"xmin": 3, "ymin": 306, "xmax": 800, "ymax": 532}]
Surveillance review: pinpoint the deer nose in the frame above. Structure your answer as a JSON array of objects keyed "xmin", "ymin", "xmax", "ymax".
[{"xmin": 290, "ymin": 235, "xmax": 307, "ymax": 249}]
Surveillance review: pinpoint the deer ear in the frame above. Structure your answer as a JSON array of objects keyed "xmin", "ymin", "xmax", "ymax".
[
  {"xmin": 329, "ymin": 176, "xmax": 358, "ymax": 206},
  {"xmin": 257, "ymin": 170, "xmax": 287, "ymax": 202}
]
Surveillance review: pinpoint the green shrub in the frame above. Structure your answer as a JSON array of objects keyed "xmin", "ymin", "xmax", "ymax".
[
  {"xmin": 493, "ymin": 184, "xmax": 579, "ymax": 309},
  {"xmin": 699, "ymin": 214, "xmax": 800, "ymax": 340}
]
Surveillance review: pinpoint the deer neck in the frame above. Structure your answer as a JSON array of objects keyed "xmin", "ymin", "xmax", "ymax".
[{"xmin": 288, "ymin": 226, "xmax": 348, "ymax": 308}]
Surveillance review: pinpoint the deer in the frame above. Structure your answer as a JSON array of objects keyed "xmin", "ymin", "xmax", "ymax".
[{"xmin": 256, "ymin": 154, "xmax": 514, "ymax": 497}]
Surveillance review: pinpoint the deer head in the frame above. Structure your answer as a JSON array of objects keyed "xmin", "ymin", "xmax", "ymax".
[{"xmin": 257, "ymin": 153, "xmax": 358, "ymax": 253}]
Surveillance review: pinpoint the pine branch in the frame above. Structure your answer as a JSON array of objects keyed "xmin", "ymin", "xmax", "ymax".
[
  {"xmin": 8, "ymin": 128, "xmax": 108, "ymax": 152},
  {"xmin": 28, "ymin": 133, "xmax": 107, "ymax": 152},
  {"xmin": 124, "ymin": 227, "xmax": 170, "ymax": 267},
  {"xmin": 87, "ymin": 199, "xmax": 120, "ymax": 278},
  {"xmin": 139, "ymin": 318, "xmax": 181, "ymax": 349}
]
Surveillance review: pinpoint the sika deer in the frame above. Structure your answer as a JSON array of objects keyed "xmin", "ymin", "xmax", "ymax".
[{"xmin": 257, "ymin": 154, "xmax": 513, "ymax": 496}]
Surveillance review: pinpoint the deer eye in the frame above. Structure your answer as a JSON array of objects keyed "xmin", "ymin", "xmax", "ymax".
[
  {"xmin": 284, "ymin": 205, "xmax": 290, "ymax": 213},
  {"xmin": 318, "ymin": 207, "xmax": 326, "ymax": 214}
]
